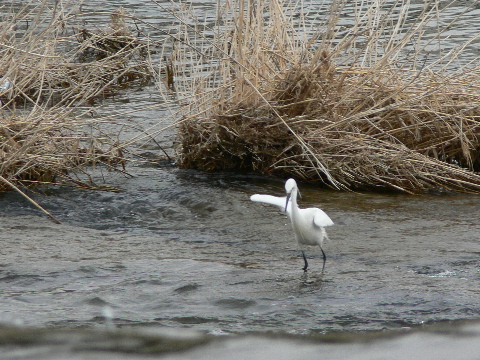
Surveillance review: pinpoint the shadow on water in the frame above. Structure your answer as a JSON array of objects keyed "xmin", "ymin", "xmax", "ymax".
[{"xmin": 297, "ymin": 271, "xmax": 328, "ymax": 290}]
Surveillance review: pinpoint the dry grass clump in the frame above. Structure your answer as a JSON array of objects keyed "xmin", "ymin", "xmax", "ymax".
[
  {"xmin": 75, "ymin": 8, "xmax": 152, "ymax": 87},
  {"xmin": 0, "ymin": 1, "xmax": 151, "ymax": 198},
  {"xmin": 174, "ymin": 0, "xmax": 480, "ymax": 193},
  {"xmin": 0, "ymin": 3, "xmax": 152, "ymax": 108},
  {"xmin": 0, "ymin": 109, "xmax": 124, "ymax": 191}
]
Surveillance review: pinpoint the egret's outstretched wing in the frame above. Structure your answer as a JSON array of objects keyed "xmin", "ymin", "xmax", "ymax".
[
  {"xmin": 312, "ymin": 208, "xmax": 334, "ymax": 227},
  {"xmin": 250, "ymin": 194, "xmax": 292, "ymax": 216}
]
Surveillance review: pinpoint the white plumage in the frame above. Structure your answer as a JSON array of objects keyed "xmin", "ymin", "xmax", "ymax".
[{"xmin": 250, "ymin": 178, "xmax": 333, "ymax": 272}]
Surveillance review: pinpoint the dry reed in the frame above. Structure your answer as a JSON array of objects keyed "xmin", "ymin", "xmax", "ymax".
[
  {"xmin": 0, "ymin": 1, "xmax": 151, "ymax": 195},
  {"xmin": 173, "ymin": 0, "xmax": 480, "ymax": 193}
]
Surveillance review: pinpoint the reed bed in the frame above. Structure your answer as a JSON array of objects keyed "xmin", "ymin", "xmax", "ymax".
[
  {"xmin": 174, "ymin": 0, "xmax": 480, "ymax": 193},
  {"xmin": 0, "ymin": 1, "xmax": 152, "ymax": 195},
  {"xmin": 0, "ymin": 109, "xmax": 123, "ymax": 191}
]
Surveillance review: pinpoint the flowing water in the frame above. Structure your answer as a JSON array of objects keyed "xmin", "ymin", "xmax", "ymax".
[
  {"xmin": 1, "ymin": 168, "xmax": 479, "ymax": 333},
  {"xmin": 1, "ymin": 1, "xmax": 480, "ymax": 358}
]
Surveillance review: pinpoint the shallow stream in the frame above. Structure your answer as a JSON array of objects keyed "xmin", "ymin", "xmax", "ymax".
[{"xmin": 1, "ymin": 166, "xmax": 480, "ymax": 334}]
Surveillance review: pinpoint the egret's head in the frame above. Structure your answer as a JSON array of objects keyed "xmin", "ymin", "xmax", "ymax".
[
  {"xmin": 285, "ymin": 178, "xmax": 296, "ymax": 194},
  {"xmin": 284, "ymin": 178, "xmax": 297, "ymax": 211}
]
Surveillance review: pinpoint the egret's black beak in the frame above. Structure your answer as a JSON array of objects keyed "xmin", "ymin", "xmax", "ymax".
[{"xmin": 285, "ymin": 193, "xmax": 291, "ymax": 212}]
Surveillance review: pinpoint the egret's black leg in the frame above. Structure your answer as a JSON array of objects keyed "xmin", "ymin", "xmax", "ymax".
[
  {"xmin": 301, "ymin": 251, "xmax": 309, "ymax": 272},
  {"xmin": 320, "ymin": 247, "xmax": 327, "ymax": 273}
]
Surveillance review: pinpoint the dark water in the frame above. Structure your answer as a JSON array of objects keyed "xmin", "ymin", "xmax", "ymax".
[{"xmin": 1, "ymin": 0, "xmax": 480, "ymax": 358}]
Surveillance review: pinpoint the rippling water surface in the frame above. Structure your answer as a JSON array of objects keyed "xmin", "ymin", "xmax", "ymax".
[
  {"xmin": 1, "ymin": 0, "xmax": 480, "ymax": 358},
  {"xmin": 1, "ymin": 163, "xmax": 479, "ymax": 335}
]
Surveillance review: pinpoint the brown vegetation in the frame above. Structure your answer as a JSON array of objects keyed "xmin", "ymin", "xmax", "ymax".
[
  {"xmin": 175, "ymin": 0, "xmax": 480, "ymax": 193},
  {"xmin": 0, "ymin": 1, "xmax": 151, "ymax": 194}
]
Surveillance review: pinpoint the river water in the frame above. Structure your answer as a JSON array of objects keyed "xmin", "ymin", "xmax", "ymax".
[{"xmin": 1, "ymin": 0, "xmax": 480, "ymax": 359}]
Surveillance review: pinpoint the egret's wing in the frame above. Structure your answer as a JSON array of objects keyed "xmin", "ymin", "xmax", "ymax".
[
  {"xmin": 313, "ymin": 208, "xmax": 334, "ymax": 227},
  {"xmin": 250, "ymin": 194, "xmax": 291, "ymax": 215},
  {"xmin": 250, "ymin": 194, "xmax": 286, "ymax": 209}
]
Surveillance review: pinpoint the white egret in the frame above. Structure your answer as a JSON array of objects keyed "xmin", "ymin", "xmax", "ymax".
[{"xmin": 250, "ymin": 178, "xmax": 333, "ymax": 272}]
